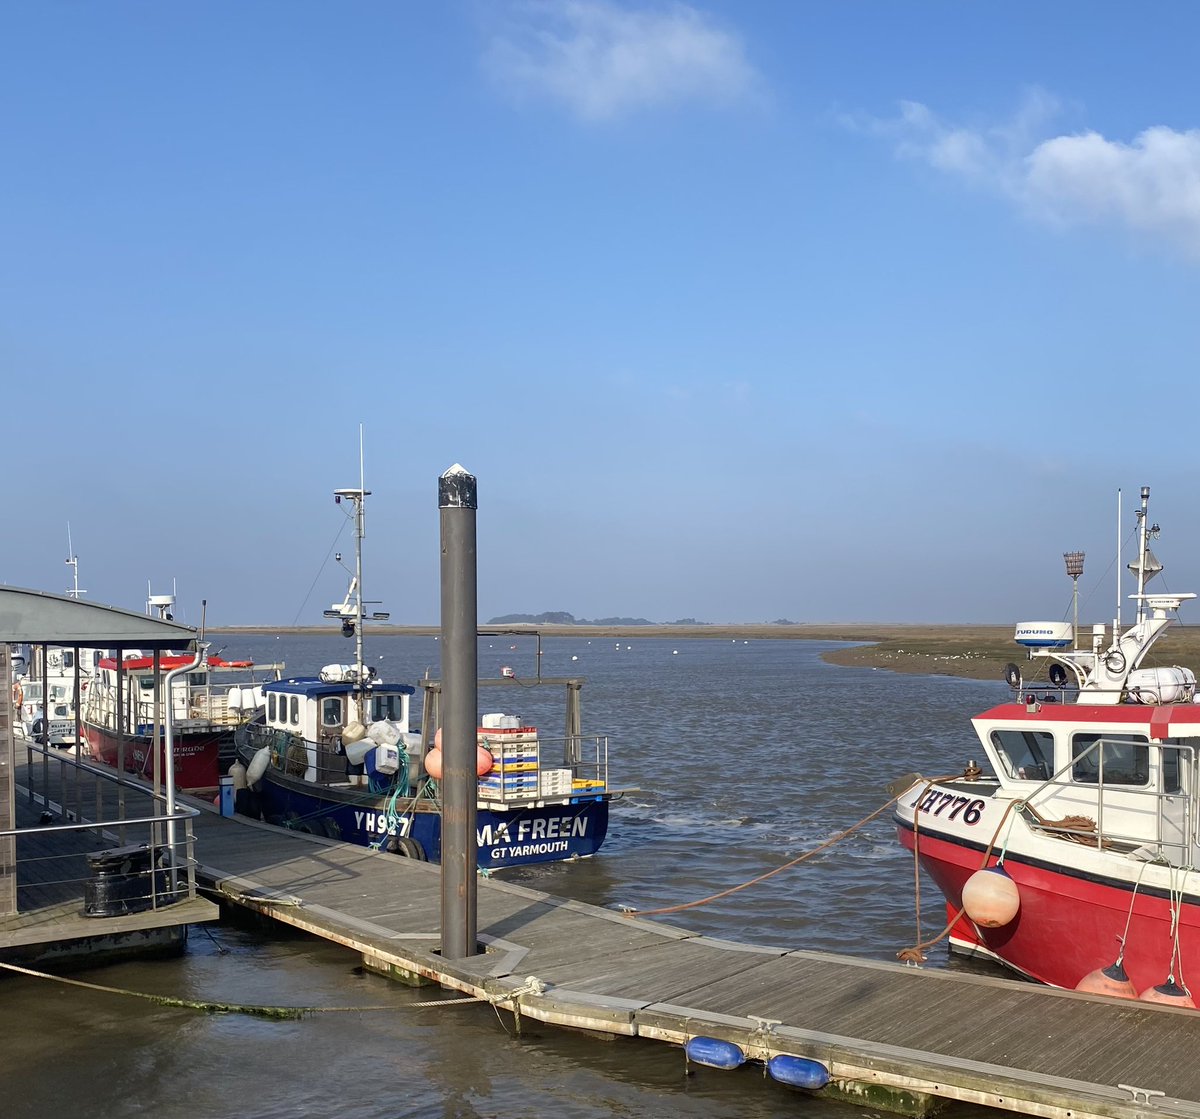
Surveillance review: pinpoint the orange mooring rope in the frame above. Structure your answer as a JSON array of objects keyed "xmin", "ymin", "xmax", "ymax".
[{"xmin": 623, "ymin": 789, "xmax": 911, "ymax": 919}]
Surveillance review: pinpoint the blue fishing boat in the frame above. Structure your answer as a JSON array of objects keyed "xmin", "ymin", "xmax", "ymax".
[{"xmin": 234, "ymin": 483, "xmax": 615, "ymax": 868}]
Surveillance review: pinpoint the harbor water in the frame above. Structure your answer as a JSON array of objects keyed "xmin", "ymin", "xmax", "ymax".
[{"xmin": 1, "ymin": 635, "xmax": 1014, "ymax": 1119}]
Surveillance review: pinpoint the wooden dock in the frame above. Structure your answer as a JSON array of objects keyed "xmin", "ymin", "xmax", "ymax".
[{"xmin": 173, "ymin": 792, "xmax": 1200, "ymax": 1119}]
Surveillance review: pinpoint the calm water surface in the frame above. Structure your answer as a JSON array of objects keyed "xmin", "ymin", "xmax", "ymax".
[{"xmin": 1, "ymin": 635, "xmax": 1015, "ymax": 1119}]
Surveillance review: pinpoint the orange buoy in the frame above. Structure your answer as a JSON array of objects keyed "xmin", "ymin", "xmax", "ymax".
[
  {"xmin": 1139, "ymin": 979, "xmax": 1196, "ymax": 1008},
  {"xmin": 961, "ymin": 865, "xmax": 1020, "ymax": 928},
  {"xmin": 1076, "ymin": 959, "xmax": 1137, "ymax": 999},
  {"xmin": 434, "ymin": 727, "xmax": 442, "ymax": 750},
  {"xmin": 424, "ymin": 744, "xmax": 491, "ymax": 779}
]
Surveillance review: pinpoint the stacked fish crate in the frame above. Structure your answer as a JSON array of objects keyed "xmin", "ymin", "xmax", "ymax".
[{"xmin": 478, "ymin": 713, "xmax": 540, "ymax": 802}]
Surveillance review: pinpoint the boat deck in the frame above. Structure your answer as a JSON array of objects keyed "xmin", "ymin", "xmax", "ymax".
[{"xmin": 170, "ymin": 789, "xmax": 1200, "ymax": 1119}]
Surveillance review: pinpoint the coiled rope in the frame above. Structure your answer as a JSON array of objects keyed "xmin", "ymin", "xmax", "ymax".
[{"xmin": 622, "ymin": 788, "xmax": 911, "ymax": 919}]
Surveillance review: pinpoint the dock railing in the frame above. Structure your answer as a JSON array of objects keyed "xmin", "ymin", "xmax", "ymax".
[{"xmin": 6, "ymin": 737, "xmax": 202, "ymax": 919}]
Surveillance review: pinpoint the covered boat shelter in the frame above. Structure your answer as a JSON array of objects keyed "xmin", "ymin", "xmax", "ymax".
[{"xmin": 1, "ymin": 586, "xmax": 215, "ymax": 951}]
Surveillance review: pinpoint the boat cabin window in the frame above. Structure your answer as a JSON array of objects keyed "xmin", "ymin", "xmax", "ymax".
[
  {"xmin": 268, "ymin": 694, "xmax": 277, "ymax": 722},
  {"xmin": 990, "ymin": 728, "xmax": 1054, "ymax": 781},
  {"xmin": 1071, "ymin": 733, "xmax": 1149, "ymax": 786},
  {"xmin": 1162, "ymin": 739, "xmax": 1193, "ymax": 793},
  {"xmin": 289, "ymin": 695, "xmax": 300, "ymax": 726},
  {"xmin": 62, "ymin": 650, "xmax": 75, "ymax": 669},
  {"xmin": 137, "ymin": 675, "xmax": 155, "ymax": 692},
  {"xmin": 321, "ymin": 697, "xmax": 343, "ymax": 727},
  {"xmin": 370, "ymin": 694, "xmax": 405, "ymax": 722}
]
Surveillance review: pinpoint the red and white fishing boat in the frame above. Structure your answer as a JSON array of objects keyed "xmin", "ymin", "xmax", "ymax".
[
  {"xmin": 895, "ymin": 486, "xmax": 1200, "ymax": 1007},
  {"xmin": 81, "ymin": 590, "xmax": 283, "ymax": 792}
]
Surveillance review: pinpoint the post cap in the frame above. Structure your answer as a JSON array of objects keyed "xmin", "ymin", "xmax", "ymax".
[{"xmin": 439, "ymin": 464, "xmax": 478, "ymax": 509}]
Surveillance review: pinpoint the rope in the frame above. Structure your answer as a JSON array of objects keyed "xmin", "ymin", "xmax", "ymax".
[
  {"xmin": 623, "ymin": 790, "xmax": 909, "ymax": 919},
  {"xmin": 0, "ymin": 960, "xmax": 484, "ymax": 1017},
  {"xmin": 897, "ymin": 777, "xmax": 1021, "ymax": 965}
]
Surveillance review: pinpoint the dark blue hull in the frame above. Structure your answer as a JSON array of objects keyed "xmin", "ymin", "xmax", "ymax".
[{"xmin": 245, "ymin": 773, "xmax": 610, "ymax": 869}]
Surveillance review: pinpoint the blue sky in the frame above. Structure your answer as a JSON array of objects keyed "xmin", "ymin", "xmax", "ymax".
[{"xmin": 5, "ymin": 2, "xmax": 1200, "ymax": 627}]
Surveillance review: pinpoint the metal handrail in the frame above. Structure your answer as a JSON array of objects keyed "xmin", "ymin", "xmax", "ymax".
[
  {"xmin": 1015, "ymin": 736, "xmax": 1197, "ymax": 859},
  {"xmin": 16, "ymin": 737, "xmax": 203, "ymax": 903}
]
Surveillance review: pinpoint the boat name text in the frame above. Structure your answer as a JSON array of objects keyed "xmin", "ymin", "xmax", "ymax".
[{"xmin": 917, "ymin": 789, "xmax": 986, "ymax": 825}]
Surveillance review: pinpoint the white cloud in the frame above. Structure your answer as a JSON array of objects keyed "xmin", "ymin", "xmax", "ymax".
[
  {"xmin": 484, "ymin": 1, "xmax": 760, "ymax": 121},
  {"xmin": 858, "ymin": 90, "xmax": 1200, "ymax": 257}
]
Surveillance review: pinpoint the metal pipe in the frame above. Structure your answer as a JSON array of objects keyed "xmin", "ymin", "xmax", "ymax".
[
  {"xmin": 438, "ymin": 464, "xmax": 478, "ymax": 960},
  {"xmin": 163, "ymin": 643, "xmax": 206, "ymax": 886}
]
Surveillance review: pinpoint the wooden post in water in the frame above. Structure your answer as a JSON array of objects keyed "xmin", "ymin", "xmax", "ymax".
[{"xmin": 439, "ymin": 464, "xmax": 479, "ymax": 959}]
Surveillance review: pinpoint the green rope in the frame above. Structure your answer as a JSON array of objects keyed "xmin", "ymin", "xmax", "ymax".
[{"xmin": 0, "ymin": 960, "xmax": 483, "ymax": 1018}]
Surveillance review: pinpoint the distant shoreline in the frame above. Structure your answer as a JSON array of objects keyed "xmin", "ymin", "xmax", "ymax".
[
  {"xmin": 205, "ymin": 622, "xmax": 990, "ymax": 638},
  {"xmin": 207, "ymin": 622, "xmax": 1016, "ymax": 683},
  {"xmin": 205, "ymin": 621, "xmax": 1200, "ymax": 686}
]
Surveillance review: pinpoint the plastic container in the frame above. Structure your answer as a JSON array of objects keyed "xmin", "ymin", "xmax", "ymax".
[{"xmin": 219, "ymin": 775, "xmax": 235, "ymax": 817}]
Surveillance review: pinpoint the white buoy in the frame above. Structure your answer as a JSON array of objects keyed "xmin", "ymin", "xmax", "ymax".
[{"xmin": 962, "ymin": 865, "xmax": 1020, "ymax": 927}]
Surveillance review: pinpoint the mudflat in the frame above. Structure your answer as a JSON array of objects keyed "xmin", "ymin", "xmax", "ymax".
[{"xmin": 208, "ymin": 621, "xmax": 1200, "ymax": 684}]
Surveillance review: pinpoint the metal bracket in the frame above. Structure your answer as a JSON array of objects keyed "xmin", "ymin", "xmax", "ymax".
[{"xmin": 1119, "ymin": 1084, "xmax": 1166, "ymax": 1104}]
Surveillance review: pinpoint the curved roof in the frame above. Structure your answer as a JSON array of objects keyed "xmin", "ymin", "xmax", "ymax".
[{"xmin": 0, "ymin": 586, "xmax": 197, "ymax": 648}]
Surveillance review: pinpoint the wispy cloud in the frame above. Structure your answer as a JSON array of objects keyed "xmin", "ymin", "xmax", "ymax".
[
  {"xmin": 853, "ymin": 90, "xmax": 1200, "ymax": 257},
  {"xmin": 484, "ymin": 1, "xmax": 760, "ymax": 122}
]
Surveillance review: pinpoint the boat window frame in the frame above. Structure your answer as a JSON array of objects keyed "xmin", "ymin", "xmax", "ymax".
[
  {"xmin": 267, "ymin": 693, "xmax": 277, "ymax": 723},
  {"xmin": 1071, "ymin": 732, "xmax": 1150, "ymax": 787},
  {"xmin": 370, "ymin": 693, "xmax": 405, "ymax": 723},
  {"xmin": 321, "ymin": 696, "xmax": 343, "ymax": 728},
  {"xmin": 289, "ymin": 695, "xmax": 300, "ymax": 726},
  {"xmin": 989, "ymin": 727, "xmax": 1055, "ymax": 781}
]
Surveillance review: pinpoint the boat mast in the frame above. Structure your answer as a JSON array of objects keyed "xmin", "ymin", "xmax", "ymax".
[
  {"xmin": 65, "ymin": 524, "xmax": 85, "ymax": 599},
  {"xmin": 353, "ymin": 484, "xmax": 366, "ymax": 681},
  {"xmin": 327, "ymin": 428, "xmax": 388, "ymax": 706},
  {"xmin": 1135, "ymin": 486, "xmax": 1150, "ymax": 627}
]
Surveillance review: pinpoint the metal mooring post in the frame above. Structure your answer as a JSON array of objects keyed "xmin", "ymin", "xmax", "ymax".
[{"xmin": 439, "ymin": 463, "xmax": 479, "ymax": 959}]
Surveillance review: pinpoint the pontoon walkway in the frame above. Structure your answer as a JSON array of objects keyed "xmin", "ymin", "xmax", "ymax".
[{"xmin": 181, "ymin": 798, "xmax": 1200, "ymax": 1119}]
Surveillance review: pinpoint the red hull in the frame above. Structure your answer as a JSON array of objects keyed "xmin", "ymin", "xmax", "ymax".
[
  {"xmin": 897, "ymin": 822, "xmax": 1200, "ymax": 996},
  {"xmin": 83, "ymin": 722, "xmax": 226, "ymax": 792}
]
